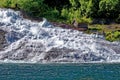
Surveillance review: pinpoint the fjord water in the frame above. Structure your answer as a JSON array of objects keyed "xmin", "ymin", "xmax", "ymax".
[{"xmin": 0, "ymin": 63, "xmax": 120, "ymax": 80}]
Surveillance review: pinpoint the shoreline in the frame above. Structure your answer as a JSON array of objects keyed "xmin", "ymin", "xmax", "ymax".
[{"xmin": 0, "ymin": 60, "xmax": 120, "ymax": 64}]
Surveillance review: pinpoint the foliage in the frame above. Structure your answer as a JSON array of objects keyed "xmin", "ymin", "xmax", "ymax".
[
  {"xmin": 0, "ymin": 0, "xmax": 120, "ymax": 23},
  {"xmin": 61, "ymin": 0, "xmax": 93, "ymax": 23},
  {"xmin": 18, "ymin": 0, "xmax": 49, "ymax": 17},
  {"xmin": 106, "ymin": 31, "xmax": 120, "ymax": 41},
  {"xmin": 0, "ymin": 0, "xmax": 11, "ymax": 8},
  {"xmin": 44, "ymin": 8, "xmax": 60, "ymax": 21},
  {"xmin": 99, "ymin": 0, "xmax": 120, "ymax": 18},
  {"xmin": 44, "ymin": 0, "xmax": 70, "ymax": 11}
]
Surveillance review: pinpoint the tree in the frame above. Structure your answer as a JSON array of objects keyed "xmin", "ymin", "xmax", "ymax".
[{"xmin": 99, "ymin": 0, "xmax": 120, "ymax": 18}]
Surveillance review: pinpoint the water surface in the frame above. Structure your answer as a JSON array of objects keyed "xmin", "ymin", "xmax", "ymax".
[{"xmin": 0, "ymin": 63, "xmax": 120, "ymax": 80}]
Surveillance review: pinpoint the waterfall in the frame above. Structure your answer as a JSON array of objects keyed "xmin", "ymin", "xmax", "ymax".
[{"xmin": 0, "ymin": 8, "xmax": 120, "ymax": 63}]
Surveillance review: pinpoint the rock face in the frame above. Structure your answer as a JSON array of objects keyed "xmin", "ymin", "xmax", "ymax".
[
  {"xmin": 72, "ymin": 20, "xmax": 88, "ymax": 31},
  {"xmin": 0, "ymin": 30, "xmax": 7, "ymax": 50},
  {"xmin": 0, "ymin": 8, "xmax": 120, "ymax": 63}
]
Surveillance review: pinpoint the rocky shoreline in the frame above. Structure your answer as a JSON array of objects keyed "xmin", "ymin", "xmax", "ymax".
[{"xmin": 0, "ymin": 8, "xmax": 120, "ymax": 63}]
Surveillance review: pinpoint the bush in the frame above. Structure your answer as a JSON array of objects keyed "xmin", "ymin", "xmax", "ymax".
[
  {"xmin": 0, "ymin": 0, "xmax": 12, "ymax": 8},
  {"xmin": 106, "ymin": 31, "xmax": 120, "ymax": 41},
  {"xmin": 18, "ymin": 0, "xmax": 49, "ymax": 16},
  {"xmin": 44, "ymin": 0, "xmax": 70, "ymax": 11},
  {"xmin": 99, "ymin": 0, "xmax": 120, "ymax": 18},
  {"xmin": 0, "ymin": 0, "xmax": 48, "ymax": 17},
  {"xmin": 0, "ymin": 0, "xmax": 120, "ymax": 24},
  {"xmin": 44, "ymin": 8, "xmax": 60, "ymax": 20}
]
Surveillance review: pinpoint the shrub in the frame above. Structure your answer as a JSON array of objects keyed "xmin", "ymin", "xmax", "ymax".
[
  {"xmin": 99, "ymin": 0, "xmax": 120, "ymax": 18},
  {"xmin": 106, "ymin": 31, "xmax": 120, "ymax": 41},
  {"xmin": 0, "ymin": 0, "xmax": 12, "ymax": 8},
  {"xmin": 0, "ymin": 0, "xmax": 120, "ymax": 24},
  {"xmin": 44, "ymin": 8, "xmax": 60, "ymax": 20}
]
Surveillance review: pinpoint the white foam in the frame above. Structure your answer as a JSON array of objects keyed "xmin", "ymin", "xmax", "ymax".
[{"xmin": 0, "ymin": 8, "xmax": 120, "ymax": 63}]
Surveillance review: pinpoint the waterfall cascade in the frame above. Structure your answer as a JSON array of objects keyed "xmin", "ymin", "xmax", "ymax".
[{"xmin": 0, "ymin": 8, "xmax": 120, "ymax": 63}]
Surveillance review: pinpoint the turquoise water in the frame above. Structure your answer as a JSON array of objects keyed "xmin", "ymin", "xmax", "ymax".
[{"xmin": 0, "ymin": 63, "xmax": 120, "ymax": 80}]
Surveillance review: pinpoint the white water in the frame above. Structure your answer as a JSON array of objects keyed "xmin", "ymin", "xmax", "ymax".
[{"xmin": 0, "ymin": 8, "xmax": 120, "ymax": 63}]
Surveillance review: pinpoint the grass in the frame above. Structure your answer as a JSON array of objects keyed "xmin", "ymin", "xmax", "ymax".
[{"xmin": 86, "ymin": 24, "xmax": 120, "ymax": 41}]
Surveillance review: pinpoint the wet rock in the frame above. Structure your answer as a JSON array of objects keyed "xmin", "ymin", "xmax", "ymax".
[
  {"xmin": 0, "ymin": 30, "xmax": 7, "ymax": 50},
  {"xmin": 44, "ymin": 48, "xmax": 75, "ymax": 60},
  {"xmin": 80, "ymin": 53, "xmax": 106, "ymax": 62},
  {"xmin": 72, "ymin": 20, "xmax": 88, "ymax": 31}
]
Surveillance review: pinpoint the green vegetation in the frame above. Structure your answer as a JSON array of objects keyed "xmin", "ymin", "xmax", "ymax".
[
  {"xmin": 0, "ymin": 0, "xmax": 120, "ymax": 23},
  {"xmin": 106, "ymin": 31, "xmax": 120, "ymax": 41},
  {"xmin": 88, "ymin": 24, "xmax": 120, "ymax": 41},
  {"xmin": 0, "ymin": 0, "xmax": 120, "ymax": 41}
]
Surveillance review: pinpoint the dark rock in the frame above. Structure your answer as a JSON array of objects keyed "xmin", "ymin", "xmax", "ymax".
[
  {"xmin": 72, "ymin": 20, "xmax": 88, "ymax": 31},
  {"xmin": 44, "ymin": 48, "xmax": 75, "ymax": 60},
  {"xmin": 51, "ymin": 21, "xmax": 88, "ymax": 31},
  {"xmin": 20, "ymin": 10, "xmax": 43, "ymax": 22},
  {"xmin": 0, "ymin": 30, "xmax": 7, "ymax": 50},
  {"xmin": 92, "ymin": 18, "xmax": 114, "ymax": 24}
]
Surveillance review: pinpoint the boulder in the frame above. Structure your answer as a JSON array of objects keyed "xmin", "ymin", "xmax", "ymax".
[{"xmin": 72, "ymin": 20, "xmax": 88, "ymax": 31}]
